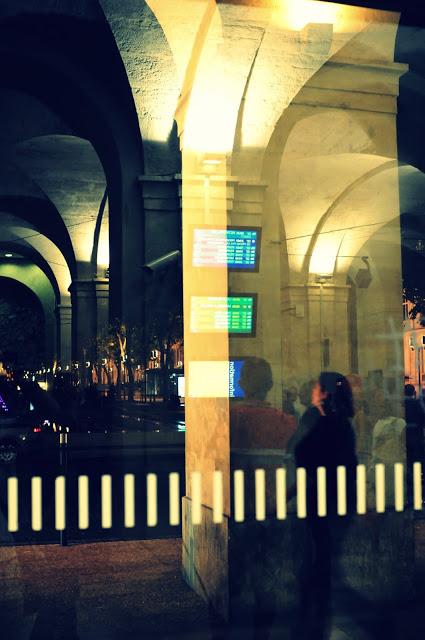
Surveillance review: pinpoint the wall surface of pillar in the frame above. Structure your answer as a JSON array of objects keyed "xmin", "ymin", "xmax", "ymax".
[
  {"xmin": 56, "ymin": 303, "xmax": 72, "ymax": 367},
  {"xmin": 99, "ymin": 0, "xmax": 415, "ymax": 622}
]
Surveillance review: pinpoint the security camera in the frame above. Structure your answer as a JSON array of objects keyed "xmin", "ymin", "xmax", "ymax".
[
  {"xmin": 143, "ymin": 250, "xmax": 181, "ymax": 274},
  {"xmin": 355, "ymin": 256, "xmax": 372, "ymax": 289}
]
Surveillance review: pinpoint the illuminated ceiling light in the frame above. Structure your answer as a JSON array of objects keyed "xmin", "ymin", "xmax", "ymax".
[
  {"xmin": 315, "ymin": 274, "xmax": 333, "ymax": 284},
  {"xmin": 201, "ymin": 156, "xmax": 223, "ymax": 176},
  {"xmin": 280, "ymin": 0, "xmax": 341, "ymax": 31},
  {"xmin": 202, "ymin": 159, "xmax": 221, "ymax": 166}
]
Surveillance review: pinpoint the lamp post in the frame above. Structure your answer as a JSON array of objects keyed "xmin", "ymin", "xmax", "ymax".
[{"xmin": 315, "ymin": 274, "xmax": 333, "ymax": 370}]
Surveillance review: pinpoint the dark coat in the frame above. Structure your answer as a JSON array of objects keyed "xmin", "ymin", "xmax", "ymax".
[{"xmin": 293, "ymin": 408, "xmax": 358, "ymax": 517}]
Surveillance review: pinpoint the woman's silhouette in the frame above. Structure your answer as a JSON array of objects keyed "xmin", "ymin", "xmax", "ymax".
[{"xmin": 289, "ymin": 371, "xmax": 358, "ymax": 639}]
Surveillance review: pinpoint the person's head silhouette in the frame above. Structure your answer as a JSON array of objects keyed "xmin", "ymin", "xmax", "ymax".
[
  {"xmin": 238, "ymin": 357, "xmax": 273, "ymax": 402},
  {"xmin": 312, "ymin": 371, "xmax": 354, "ymax": 418},
  {"xmin": 404, "ymin": 383, "xmax": 416, "ymax": 398}
]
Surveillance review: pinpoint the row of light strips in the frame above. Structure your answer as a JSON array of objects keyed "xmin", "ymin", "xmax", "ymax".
[{"xmin": 4, "ymin": 462, "xmax": 423, "ymax": 533}]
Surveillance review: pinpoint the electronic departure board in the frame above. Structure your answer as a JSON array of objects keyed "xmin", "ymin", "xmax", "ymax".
[
  {"xmin": 192, "ymin": 227, "xmax": 261, "ymax": 271},
  {"xmin": 190, "ymin": 295, "xmax": 257, "ymax": 336}
]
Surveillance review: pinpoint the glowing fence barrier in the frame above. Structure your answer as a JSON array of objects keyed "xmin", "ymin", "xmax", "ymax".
[
  {"xmin": 7, "ymin": 477, "xmax": 18, "ymax": 533},
  {"xmin": 337, "ymin": 466, "xmax": 347, "ymax": 516},
  {"xmin": 55, "ymin": 476, "xmax": 66, "ymax": 531},
  {"xmin": 357, "ymin": 464, "xmax": 367, "ymax": 515},
  {"xmin": 4, "ymin": 462, "xmax": 424, "ymax": 534},
  {"xmin": 169, "ymin": 472, "xmax": 180, "ymax": 526},
  {"xmin": 124, "ymin": 474, "xmax": 135, "ymax": 529},
  {"xmin": 414, "ymin": 462, "xmax": 422, "ymax": 510},
  {"xmin": 31, "ymin": 476, "xmax": 42, "ymax": 532},
  {"xmin": 147, "ymin": 473, "xmax": 158, "ymax": 527},
  {"xmin": 78, "ymin": 475, "xmax": 89, "ymax": 530},
  {"xmin": 276, "ymin": 468, "xmax": 287, "ymax": 520},
  {"xmin": 213, "ymin": 470, "xmax": 223, "ymax": 524},
  {"xmin": 234, "ymin": 469, "xmax": 245, "ymax": 522},
  {"xmin": 101, "ymin": 475, "xmax": 112, "ymax": 529}
]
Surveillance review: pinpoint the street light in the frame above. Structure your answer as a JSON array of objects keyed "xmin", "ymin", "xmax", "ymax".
[{"xmin": 315, "ymin": 274, "xmax": 333, "ymax": 370}]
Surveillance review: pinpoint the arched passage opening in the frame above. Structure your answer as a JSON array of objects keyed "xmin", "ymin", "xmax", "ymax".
[
  {"xmin": 0, "ymin": 276, "xmax": 46, "ymax": 371},
  {"xmin": 0, "ymin": 10, "xmax": 145, "ymax": 328}
]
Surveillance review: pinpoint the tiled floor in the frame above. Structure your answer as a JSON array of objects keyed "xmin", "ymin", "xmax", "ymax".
[{"xmin": 0, "ymin": 523, "xmax": 424, "ymax": 640}]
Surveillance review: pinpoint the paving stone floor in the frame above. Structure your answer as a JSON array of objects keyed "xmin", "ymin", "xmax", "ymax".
[{"xmin": 0, "ymin": 522, "xmax": 424, "ymax": 640}]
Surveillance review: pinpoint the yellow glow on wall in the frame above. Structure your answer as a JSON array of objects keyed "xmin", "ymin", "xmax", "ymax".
[
  {"xmin": 183, "ymin": 75, "xmax": 238, "ymax": 155},
  {"xmin": 97, "ymin": 205, "xmax": 110, "ymax": 270},
  {"xmin": 181, "ymin": 4, "xmax": 239, "ymax": 155},
  {"xmin": 275, "ymin": 0, "xmax": 363, "ymax": 33},
  {"xmin": 285, "ymin": 0, "xmax": 340, "ymax": 30},
  {"xmin": 309, "ymin": 232, "xmax": 342, "ymax": 276}
]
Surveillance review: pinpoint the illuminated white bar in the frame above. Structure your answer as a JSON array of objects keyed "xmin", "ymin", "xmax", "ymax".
[
  {"xmin": 234, "ymin": 470, "xmax": 245, "ymax": 522},
  {"xmin": 7, "ymin": 477, "xmax": 18, "ymax": 533},
  {"xmin": 375, "ymin": 464, "xmax": 385, "ymax": 513},
  {"xmin": 147, "ymin": 473, "xmax": 158, "ymax": 527},
  {"xmin": 255, "ymin": 469, "xmax": 266, "ymax": 521},
  {"xmin": 337, "ymin": 465, "xmax": 347, "ymax": 516},
  {"xmin": 394, "ymin": 463, "xmax": 404, "ymax": 512},
  {"xmin": 31, "ymin": 476, "xmax": 42, "ymax": 532},
  {"xmin": 213, "ymin": 471, "xmax": 223, "ymax": 523},
  {"xmin": 78, "ymin": 475, "xmax": 89, "ymax": 530},
  {"xmin": 297, "ymin": 467, "xmax": 307, "ymax": 519},
  {"xmin": 188, "ymin": 361, "xmax": 229, "ymax": 398},
  {"xmin": 356, "ymin": 464, "xmax": 367, "ymax": 515},
  {"xmin": 413, "ymin": 462, "xmax": 422, "ymax": 511},
  {"xmin": 55, "ymin": 476, "xmax": 66, "ymax": 531},
  {"xmin": 124, "ymin": 474, "xmax": 135, "ymax": 528},
  {"xmin": 191, "ymin": 472, "xmax": 202, "ymax": 525},
  {"xmin": 317, "ymin": 466, "xmax": 327, "ymax": 517},
  {"xmin": 169, "ymin": 472, "xmax": 180, "ymax": 526},
  {"xmin": 276, "ymin": 468, "xmax": 287, "ymax": 520},
  {"xmin": 101, "ymin": 474, "xmax": 112, "ymax": 529}
]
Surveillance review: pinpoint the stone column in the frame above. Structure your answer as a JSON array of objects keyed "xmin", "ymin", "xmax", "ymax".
[
  {"xmin": 44, "ymin": 311, "xmax": 57, "ymax": 369},
  {"xmin": 138, "ymin": 175, "xmax": 180, "ymax": 263},
  {"xmin": 177, "ymin": 2, "xmax": 413, "ymax": 624},
  {"xmin": 94, "ymin": 278, "xmax": 110, "ymax": 338},
  {"xmin": 181, "ymin": 165, "xmax": 231, "ymax": 620},
  {"xmin": 55, "ymin": 303, "xmax": 72, "ymax": 368},
  {"xmin": 70, "ymin": 279, "xmax": 110, "ymax": 368},
  {"xmin": 69, "ymin": 280, "xmax": 97, "ymax": 369}
]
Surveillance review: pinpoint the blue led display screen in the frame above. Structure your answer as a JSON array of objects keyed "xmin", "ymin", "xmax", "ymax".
[
  {"xmin": 229, "ymin": 359, "xmax": 245, "ymax": 398},
  {"xmin": 192, "ymin": 227, "xmax": 260, "ymax": 271}
]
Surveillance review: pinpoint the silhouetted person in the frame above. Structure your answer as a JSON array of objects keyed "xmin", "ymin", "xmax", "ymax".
[
  {"xmin": 289, "ymin": 371, "xmax": 357, "ymax": 640},
  {"xmin": 346, "ymin": 374, "xmax": 370, "ymax": 461},
  {"xmin": 230, "ymin": 358, "xmax": 296, "ymax": 639},
  {"xmin": 232, "ymin": 357, "xmax": 296, "ymax": 451},
  {"xmin": 404, "ymin": 384, "xmax": 425, "ymax": 502}
]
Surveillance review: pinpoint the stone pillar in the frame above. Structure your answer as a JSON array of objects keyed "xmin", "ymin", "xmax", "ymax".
[
  {"xmin": 44, "ymin": 311, "xmax": 57, "ymax": 369},
  {"xmin": 70, "ymin": 279, "xmax": 110, "ymax": 368},
  {"xmin": 181, "ymin": 163, "xmax": 231, "ymax": 621},
  {"xmin": 94, "ymin": 278, "xmax": 109, "ymax": 338},
  {"xmin": 138, "ymin": 175, "xmax": 180, "ymax": 263},
  {"xmin": 55, "ymin": 303, "xmax": 72, "ymax": 368},
  {"xmin": 229, "ymin": 179, "xmax": 286, "ymax": 408},
  {"xmin": 177, "ymin": 2, "xmax": 414, "ymax": 625},
  {"xmin": 69, "ymin": 281, "xmax": 97, "ymax": 366}
]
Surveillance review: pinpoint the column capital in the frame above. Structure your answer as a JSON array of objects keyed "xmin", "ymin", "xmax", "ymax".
[
  {"xmin": 55, "ymin": 303, "xmax": 72, "ymax": 319},
  {"xmin": 69, "ymin": 279, "xmax": 109, "ymax": 298}
]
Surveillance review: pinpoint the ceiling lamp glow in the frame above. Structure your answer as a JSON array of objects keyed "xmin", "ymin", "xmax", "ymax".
[{"xmin": 278, "ymin": 0, "xmax": 342, "ymax": 32}]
